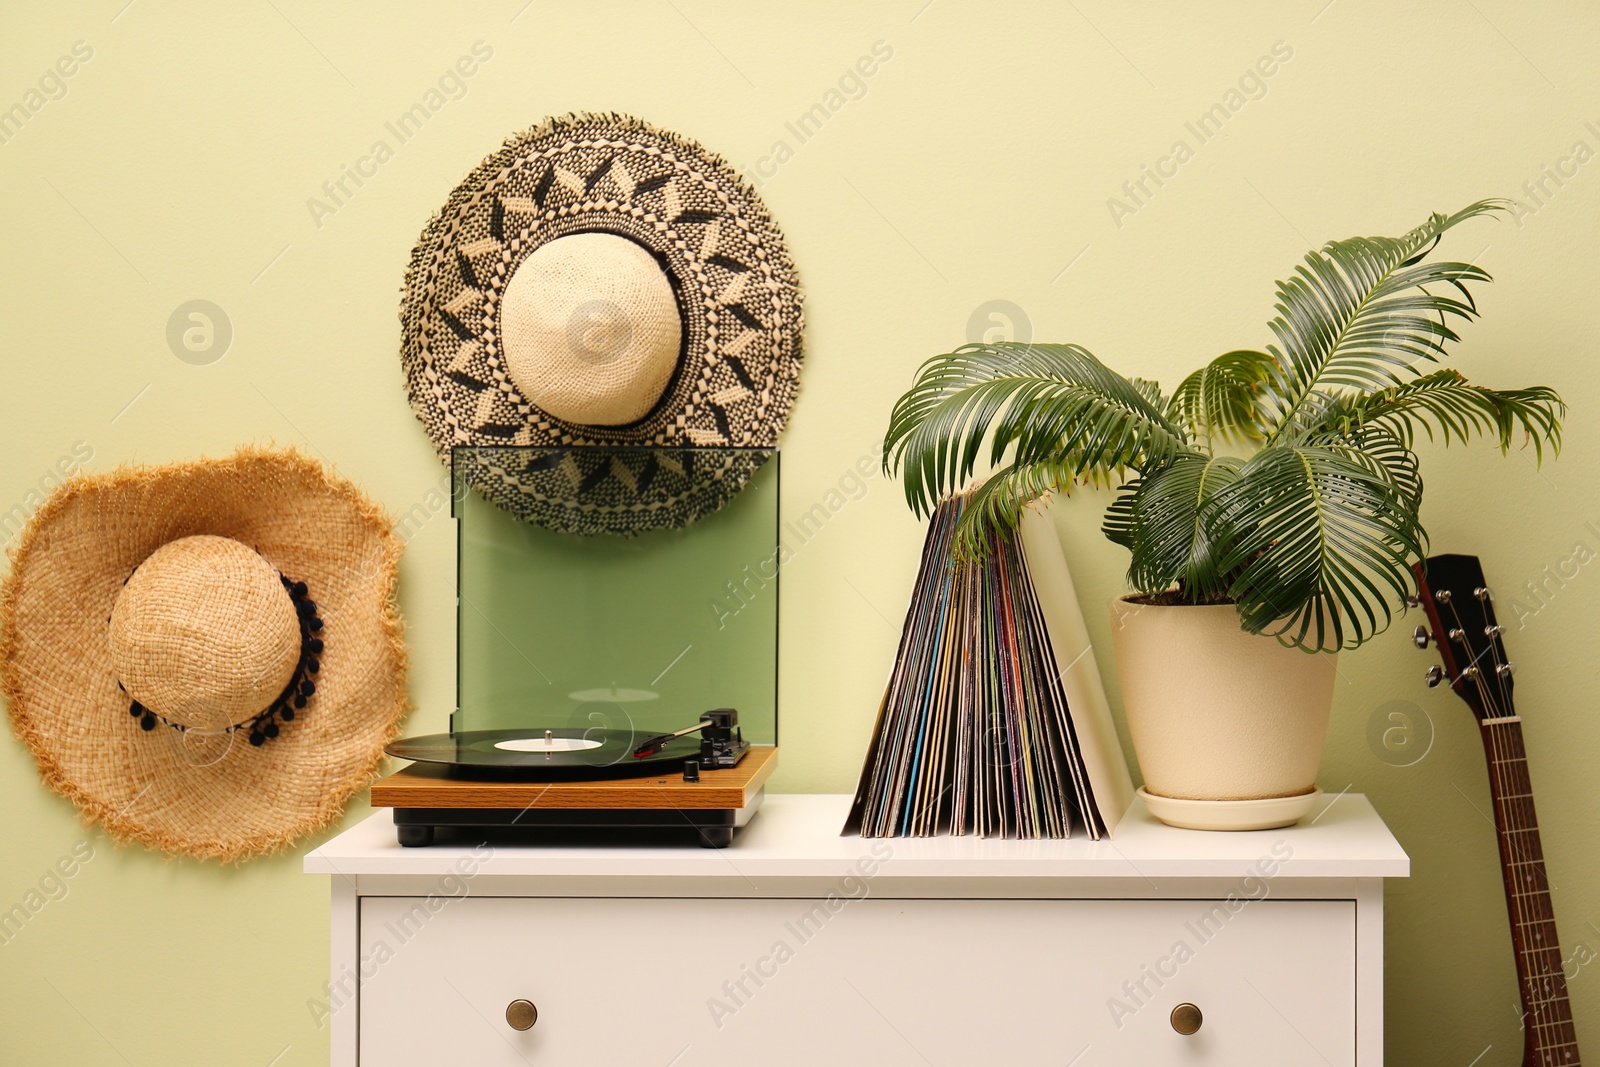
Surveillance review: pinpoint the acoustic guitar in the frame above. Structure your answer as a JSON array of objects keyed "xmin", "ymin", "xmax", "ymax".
[{"xmin": 1413, "ymin": 553, "xmax": 1582, "ymax": 1066}]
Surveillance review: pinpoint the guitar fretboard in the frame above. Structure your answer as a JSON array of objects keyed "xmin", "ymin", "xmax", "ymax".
[{"xmin": 1481, "ymin": 717, "xmax": 1579, "ymax": 1066}]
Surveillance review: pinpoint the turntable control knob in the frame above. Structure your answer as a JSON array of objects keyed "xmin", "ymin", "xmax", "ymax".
[{"xmin": 506, "ymin": 999, "xmax": 539, "ymax": 1031}]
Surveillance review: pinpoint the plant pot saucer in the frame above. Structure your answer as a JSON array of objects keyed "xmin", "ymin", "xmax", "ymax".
[{"xmin": 1138, "ymin": 786, "xmax": 1322, "ymax": 831}]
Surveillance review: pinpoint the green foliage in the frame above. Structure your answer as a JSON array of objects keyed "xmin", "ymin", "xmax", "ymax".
[{"xmin": 883, "ymin": 201, "xmax": 1565, "ymax": 651}]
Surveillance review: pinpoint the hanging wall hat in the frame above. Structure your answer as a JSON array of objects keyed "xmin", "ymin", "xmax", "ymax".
[
  {"xmin": 0, "ymin": 448, "xmax": 408, "ymax": 862},
  {"xmin": 399, "ymin": 112, "xmax": 803, "ymax": 534}
]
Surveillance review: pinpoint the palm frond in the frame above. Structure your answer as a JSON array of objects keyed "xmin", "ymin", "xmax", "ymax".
[
  {"xmin": 1337, "ymin": 423, "xmax": 1423, "ymax": 515},
  {"xmin": 1307, "ymin": 369, "xmax": 1565, "ymax": 462},
  {"xmin": 1130, "ymin": 376, "xmax": 1169, "ymax": 412},
  {"xmin": 953, "ymin": 456, "xmax": 1086, "ymax": 558},
  {"xmin": 1103, "ymin": 452, "xmax": 1244, "ymax": 600},
  {"xmin": 880, "ymin": 202, "xmax": 1563, "ymax": 655},
  {"xmin": 1210, "ymin": 444, "xmax": 1427, "ymax": 651},
  {"xmin": 1261, "ymin": 200, "xmax": 1510, "ymax": 440},
  {"xmin": 883, "ymin": 342, "xmax": 1191, "ymax": 519},
  {"xmin": 1165, "ymin": 350, "xmax": 1273, "ymax": 446}
]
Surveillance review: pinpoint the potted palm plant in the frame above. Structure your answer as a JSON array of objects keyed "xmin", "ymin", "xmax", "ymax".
[{"xmin": 884, "ymin": 201, "xmax": 1564, "ymax": 829}]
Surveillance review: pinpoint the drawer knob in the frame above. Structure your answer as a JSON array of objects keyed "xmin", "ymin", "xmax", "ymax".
[
  {"xmin": 1170, "ymin": 1002, "xmax": 1203, "ymax": 1036},
  {"xmin": 506, "ymin": 999, "xmax": 539, "ymax": 1031}
]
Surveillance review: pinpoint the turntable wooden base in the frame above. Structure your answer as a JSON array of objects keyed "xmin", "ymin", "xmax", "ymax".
[{"xmin": 371, "ymin": 746, "xmax": 777, "ymax": 848}]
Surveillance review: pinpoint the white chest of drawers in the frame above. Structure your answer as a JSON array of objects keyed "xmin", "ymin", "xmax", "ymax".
[{"xmin": 306, "ymin": 793, "xmax": 1408, "ymax": 1066}]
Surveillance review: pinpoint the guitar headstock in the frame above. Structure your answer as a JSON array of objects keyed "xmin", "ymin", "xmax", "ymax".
[{"xmin": 1411, "ymin": 554, "xmax": 1516, "ymax": 721}]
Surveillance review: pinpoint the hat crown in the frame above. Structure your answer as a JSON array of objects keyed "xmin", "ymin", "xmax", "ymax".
[
  {"xmin": 500, "ymin": 232, "xmax": 682, "ymax": 427},
  {"xmin": 108, "ymin": 535, "xmax": 301, "ymax": 729}
]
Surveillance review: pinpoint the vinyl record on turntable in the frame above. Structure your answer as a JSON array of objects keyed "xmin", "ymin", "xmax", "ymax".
[
  {"xmin": 384, "ymin": 728, "xmax": 701, "ymax": 779},
  {"xmin": 371, "ymin": 444, "xmax": 779, "ymax": 843}
]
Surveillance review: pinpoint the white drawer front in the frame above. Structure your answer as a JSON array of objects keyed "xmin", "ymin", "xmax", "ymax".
[{"xmin": 357, "ymin": 896, "xmax": 1354, "ymax": 1066}]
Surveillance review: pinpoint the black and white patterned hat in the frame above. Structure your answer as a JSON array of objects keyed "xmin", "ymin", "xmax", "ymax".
[{"xmin": 399, "ymin": 113, "xmax": 803, "ymax": 534}]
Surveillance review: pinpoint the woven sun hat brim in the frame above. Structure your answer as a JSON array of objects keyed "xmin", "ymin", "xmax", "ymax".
[
  {"xmin": 0, "ymin": 447, "xmax": 408, "ymax": 863},
  {"xmin": 399, "ymin": 112, "xmax": 803, "ymax": 534},
  {"xmin": 454, "ymin": 444, "xmax": 773, "ymax": 537}
]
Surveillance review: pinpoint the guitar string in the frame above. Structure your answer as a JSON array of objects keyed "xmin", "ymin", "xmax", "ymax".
[
  {"xmin": 1445, "ymin": 574, "xmax": 1579, "ymax": 1060},
  {"xmin": 1442, "ymin": 596, "xmax": 1556, "ymax": 1059},
  {"xmin": 1482, "ymin": 587, "xmax": 1514, "ymax": 724},
  {"xmin": 1481, "ymin": 604, "xmax": 1578, "ymax": 1063},
  {"xmin": 1469, "ymin": 609, "xmax": 1563, "ymax": 1061},
  {"xmin": 1442, "ymin": 595, "xmax": 1568, "ymax": 1060},
  {"xmin": 1470, "ymin": 615, "xmax": 1558, "ymax": 1061},
  {"xmin": 1474, "ymin": 592, "xmax": 1557, "ymax": 1045}
]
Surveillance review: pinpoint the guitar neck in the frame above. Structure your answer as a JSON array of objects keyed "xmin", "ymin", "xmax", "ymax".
[{"xmin": 1480, "ymin": 716, "xmax": 1580, "ymax": 1067}]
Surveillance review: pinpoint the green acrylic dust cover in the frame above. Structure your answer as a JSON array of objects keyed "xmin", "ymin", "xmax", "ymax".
[{"xmin": 451, "ymin": 446, "xmax": 778, "ymax": 745}]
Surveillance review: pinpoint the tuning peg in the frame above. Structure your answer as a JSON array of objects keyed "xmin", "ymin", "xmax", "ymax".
[
  {"xmin": 1425, "ymin": 665, "xmax": 1445, "ymax": 688},
  {"xmin": 1406, "ymin": 594, "xmax": 1422, "ymax": 607},
  {"xmin": 1496, "ymin": 662, "xmax": 1515, "ymax": 679},
  {"xmin": 1412, "ymin": 625, "xmax": 1434, "ymax": 649},
  {"xmin": 1474, "ymin": 586, "xmax": 1492, "ymax": 602}
]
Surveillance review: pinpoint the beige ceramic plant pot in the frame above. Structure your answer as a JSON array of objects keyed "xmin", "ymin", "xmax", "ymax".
[{"xmin": 1109, "ymin": 595, "xmax": 1337, "ymax": 830}]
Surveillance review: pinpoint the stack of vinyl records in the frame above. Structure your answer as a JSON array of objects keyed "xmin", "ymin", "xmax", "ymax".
[{"xmin": 845, "ymin": 492, "xmax": 1134, "ymax": 839}]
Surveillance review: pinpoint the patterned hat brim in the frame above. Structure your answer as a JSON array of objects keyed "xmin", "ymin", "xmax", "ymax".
[
  {"xmin": 400, "ymin": 113, "xmax": 803, "ymax": 534},
  {"xmin": 453, "ymin": 445, "xmax": 774, "ymax": 537}
]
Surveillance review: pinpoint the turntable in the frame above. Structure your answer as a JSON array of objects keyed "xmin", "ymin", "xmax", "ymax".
[{"xmin": 372, "ymin": 446, "xmax": 780, "ymax": 848}]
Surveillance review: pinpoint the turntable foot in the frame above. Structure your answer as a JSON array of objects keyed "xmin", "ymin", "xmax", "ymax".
[
  {"xmin": 697, "ymin": 827, "xmax": 734, "ymax": 849},
  {"xmin": 397, "ymin": 825, "xmax": 434, "ymax": 847}
]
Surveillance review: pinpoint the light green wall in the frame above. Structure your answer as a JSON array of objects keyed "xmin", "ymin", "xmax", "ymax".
[{"xmin": 2, "ymin": 2, "xmax": 1595, "ymax": 1063}]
